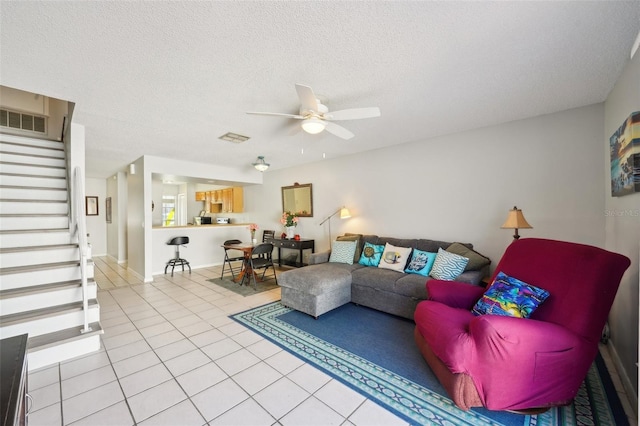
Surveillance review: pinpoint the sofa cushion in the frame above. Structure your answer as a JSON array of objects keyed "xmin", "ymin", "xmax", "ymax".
[
  {"xmin": 378, "ymin": 243, "xmax": 413, "ymax": 272},
  {"xmin": 416, "ymin": 239, "xmax": 462, "ymax": 253},
  {"xmin": 329, "ymin": 240, "xmax": 358, "ymax": 264},
  {"xmin": 447, "ymin": 242, "xmax": 491, "ymax": 271},
  {"xmin": 472, "ymin": 271, "xmax": 550, "ymax": 318},
  {"xmin": 351, "ymin": 266, "xmax": 400, "ymax": 293},
  {"xmin": 376, "ymin": 237, "xmax": 418, "ymax": 250},
  {"xmin": 430, "ymin": 248, "xmax": 469, "ymax": 280},
  {"xmin": 358, "ymin": 242, "xmax": 385, "ymax": 266},
  {"xmin": 279, "ymin": 264, "xmax": 353, "ymax": 295},
  {"xmin": 394, "ymin": 273, "xmax": 431, "ymax": 299},
  {"xmin": 405, "ymin": 249, "xmax": 437, "ymax": 276}
]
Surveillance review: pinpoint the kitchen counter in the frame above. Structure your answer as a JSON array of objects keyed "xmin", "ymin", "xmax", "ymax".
[
  {"xmin": 152, "ymin": 223, "xmax": 250, "ymax": 229},
  {"xmin": 152, "ymin": 224, "xmax": 252, "ymax": 274}
]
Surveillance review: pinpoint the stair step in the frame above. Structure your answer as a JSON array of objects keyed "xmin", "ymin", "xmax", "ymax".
[
  {"xmin": 0, "ymin": 279, "xmax": 97, "ymax": 315},
  {"xmin": 0, "ymin": 299, "xmax": 100, "ymax": 339},
  {"xmin": 0, "ymin": 141, "xmax": 65, "ymax": 158},
  {"xmin": 0, "ymin": 244, "xmax": 79, "ymax": 268},
  {"xmin": 0, "ymin": 133, "xmax": 63, "ymax": 150},
  {"xmin": 0, "ymin": 186, "xmax": 68, "ymax": 201},
  {"xmin": 0, "ymin": 214, "xmax": 69, "ymax": 231},
  {"xmin": 0, "ymin": 199, "xmax": 68, "ymax": 215},
  {"xmin": 0, "ymin": 173, "xmax": 67, "ymax": 188},
  {"xmin": 0, "ymin": 260, "xmax": 94, "ymax": 291},
  {"xmin": 0, "ymin": 162, "xmax": 66, "ymax": 177},
  {"xmin": 0, "ymin": 152, "xmax": 65, "ymax": 167},
  {"xmin": 28, "ymin": 322, "xmax": 103, "ymax": 370},
  {"xmin": 0, "ymin": 229, "xmax": 73, "ymax": 248}
]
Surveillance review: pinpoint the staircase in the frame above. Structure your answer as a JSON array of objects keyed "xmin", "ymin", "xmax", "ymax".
[{"xmin": 0, "ymin": 132, "xmax": 102, "ymax": 370}]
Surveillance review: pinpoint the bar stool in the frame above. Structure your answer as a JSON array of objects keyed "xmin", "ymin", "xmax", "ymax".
[{"xmin": 165, "ymin": 236, "xmax": 191, "ymax": 276}]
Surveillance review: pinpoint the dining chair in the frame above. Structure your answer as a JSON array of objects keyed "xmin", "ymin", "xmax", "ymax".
[
  {"xmin": 221, "ymin": 239, "xmax": 244, "ymax": 280},
  {"xmin": 259, "ymin": 230, "xmax": 276, "ymax": 259},
  {"xmin": 244, "ymin": 243, "xmax": 277, "ymax": 289},
  {"xmin": 262, "ymin": 230, "xmax": 275, "ymax": 242}
]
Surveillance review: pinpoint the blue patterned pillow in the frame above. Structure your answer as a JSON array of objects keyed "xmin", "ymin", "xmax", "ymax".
[
  {"xmin": 405, "ymin": 249, "xmax": 437, "ymax": 276},
  {"xmin": 472, "ymin": 272, "xmax": 550, "ymax": 318},
  {"xmin": 358, "ymin": 242, "xmax": 385, "ymax": 267},
  {"xmin": 430, "ymin": 248, "xmax": 469, "ymax": 280},
  {"xmin": 329, "ymin": 240, "xmax": 357, "ymax": 265}
]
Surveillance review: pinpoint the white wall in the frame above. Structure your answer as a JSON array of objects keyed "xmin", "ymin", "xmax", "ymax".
[
  {"xmin": 85, "ymin": 178, "xmax": 107, "ymax": 255},
  {"xmin": 245, "ymin": 103, "xmax": 606, "ymax": 265},
  {"xmin": 604, "ymin": 50, "xmax": 639, "ymax": 403}
]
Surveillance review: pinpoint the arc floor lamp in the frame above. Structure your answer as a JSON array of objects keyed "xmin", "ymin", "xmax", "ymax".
[{"xmin": 319, "ymin": 207, "xmax": 351, "ymax": 244}]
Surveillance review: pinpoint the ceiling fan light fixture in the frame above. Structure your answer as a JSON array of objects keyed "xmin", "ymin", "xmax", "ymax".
[
  {"xmin": 301, "ymin": 117, "xmax": 326, "ymax": 134},
  {"xmin": 252, "ymin": 156, "xmax": 270, "ymax": 172}
]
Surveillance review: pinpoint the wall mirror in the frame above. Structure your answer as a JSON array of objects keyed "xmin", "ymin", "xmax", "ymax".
[{"xmin": 282, "ymin": 183, "xmax": 313, "ymax": 217}]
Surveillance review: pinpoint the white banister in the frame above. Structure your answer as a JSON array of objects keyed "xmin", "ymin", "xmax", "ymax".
[{"xmin": 72, "ymin": 166, "xmax": 91, "ymax": 333}]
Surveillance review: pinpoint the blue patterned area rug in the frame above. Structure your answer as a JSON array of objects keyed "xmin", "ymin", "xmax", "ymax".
[{"xmin": 230, "ymin": 302, "xmax": 628, "ymax": 426}]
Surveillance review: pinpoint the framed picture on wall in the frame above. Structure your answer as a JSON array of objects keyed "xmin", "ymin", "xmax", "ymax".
[
  {"xmin": 86, "ymin": 196, "xmax": 98, "ymax": 216},
  {"xmin": 610, "ymin": 111, "xmax": 640, "ymax": 197},
  {"xmin": 106, "ymin": 197, "xmax": 112, "ymax": 223}
]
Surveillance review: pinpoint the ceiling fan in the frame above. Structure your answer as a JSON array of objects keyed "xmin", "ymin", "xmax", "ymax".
[{"xmin": 246, "ymin": 83, "xmax": 380, "ymax": 140}]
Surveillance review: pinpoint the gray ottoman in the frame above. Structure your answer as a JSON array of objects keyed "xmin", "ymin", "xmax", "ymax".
[{"xmin": 279, "ymin": 264, "xmax": 352, "ymax": 318}]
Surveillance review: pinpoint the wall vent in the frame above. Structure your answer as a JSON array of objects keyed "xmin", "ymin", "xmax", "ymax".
[
  {"xmin": 0, "ymin": 108, "xmax": 46, "ymax": 134},
  {"xmin": 219, "ymin": 132, "xmax": 250, "ymax": 143}
]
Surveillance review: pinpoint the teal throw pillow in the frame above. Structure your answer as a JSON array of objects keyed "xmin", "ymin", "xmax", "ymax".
[
  {"xmin": 405, "ymin": 249, "xmax": 437, "ymax": 276},
  {"xmin": 472, "ymin": 272, "xmax": 550, "ymax": 318},
  {"xmin": 329, "ymin": 240, "xmax": 357, "ymax": 265},
  {"xmin": 358, "ymin": 242, "xmax": 385, "ymax": 267},
  {"xmin": 430, "ymin": 248, "xmax": 469, "ymax": 280}
]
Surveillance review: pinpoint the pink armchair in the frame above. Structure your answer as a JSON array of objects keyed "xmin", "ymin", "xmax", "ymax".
[{"xmin": 414, "ymin": 238, "xmax": 630, "ymax": 412}]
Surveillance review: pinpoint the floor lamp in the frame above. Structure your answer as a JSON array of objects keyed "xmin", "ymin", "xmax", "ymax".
[{"xmin": 319, "ymin": 207, "xmax": 351, "ymax": 245}]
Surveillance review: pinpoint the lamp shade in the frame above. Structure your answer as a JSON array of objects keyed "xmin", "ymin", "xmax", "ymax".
[
  {"xmin": 339, "ymin": 207, "xmax": 351, "ymax": 219},
  {"xmin": 301, "ymin": 117, "xmax": 326, "ymax": 134},
  {"xmin": 252, "ymin": 156, "xmax": 270, "ymax": 172},
  {"xmin": 501, "ymin": 206, "xmax": 532, "ymax": 229}
]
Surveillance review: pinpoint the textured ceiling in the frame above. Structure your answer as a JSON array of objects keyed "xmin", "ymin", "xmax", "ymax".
[{"xmin": 1, "ymin": 1, "xmax": 639, "ymax": 178}]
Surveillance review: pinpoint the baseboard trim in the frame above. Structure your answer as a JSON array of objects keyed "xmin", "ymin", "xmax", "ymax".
[{"xmin": 607, "ymin": 341, "xmax": 638, "ymax": 418}]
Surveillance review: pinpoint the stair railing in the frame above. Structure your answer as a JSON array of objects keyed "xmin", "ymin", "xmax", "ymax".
[{"xmin": 72, "ymin": 166, "xmax": 92, "ymax": 333}]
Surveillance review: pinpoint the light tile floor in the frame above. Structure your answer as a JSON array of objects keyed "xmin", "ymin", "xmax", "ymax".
[{"xmin": 26, "ymin": 256, "xmax": 637, "ymax": 425}]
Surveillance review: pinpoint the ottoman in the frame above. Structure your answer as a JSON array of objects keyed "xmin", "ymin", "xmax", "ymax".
[{"xmin": 278, "ymin": 264, "xmax": 352, "ymax": 318}]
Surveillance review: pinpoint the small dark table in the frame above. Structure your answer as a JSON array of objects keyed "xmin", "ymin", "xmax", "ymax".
[{"xmin": 266, "ymin": 237, "xmax": 315, "ymax": 268}]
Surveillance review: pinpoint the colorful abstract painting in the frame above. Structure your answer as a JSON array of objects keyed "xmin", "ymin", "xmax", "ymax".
[{"xmin": 610, "ymin": 111, "xmax": 640, "ymax": 197}]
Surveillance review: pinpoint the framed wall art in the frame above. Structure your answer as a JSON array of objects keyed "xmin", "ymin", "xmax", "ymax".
[
  {"xmin": 610, "ymin": 111, "xmax": 640, "ymax": 197},
  {"xmin": 106, "ymin": 197, "xmax": 112, "ymax": 223},
  {"xmin": 86, "ymin": 196, "xmax": 98, "ymax": 216}
]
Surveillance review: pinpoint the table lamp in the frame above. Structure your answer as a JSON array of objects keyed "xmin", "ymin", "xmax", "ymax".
[{"xmin": 501, "ymin": 206, "xmax": 532, "ymax": 240}]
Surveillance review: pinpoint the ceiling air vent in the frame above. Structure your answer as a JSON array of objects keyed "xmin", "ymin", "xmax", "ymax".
[
  {"xmin": 219, "ymin": 132, "xmax": 250, "ymax": 143},
  {"xmin": 0, "ymin": 108, "xmax": 46, "ymax": 134}
]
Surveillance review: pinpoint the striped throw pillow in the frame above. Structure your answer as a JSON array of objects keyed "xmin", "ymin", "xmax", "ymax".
[{"xmin": 430, "ymin": 248, "xmax": 469, "ymax": 280}]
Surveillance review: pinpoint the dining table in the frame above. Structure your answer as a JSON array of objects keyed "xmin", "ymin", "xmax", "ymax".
[{"xmin": 221, "ymin": 241, "xmax": 259, "ymax": 284}]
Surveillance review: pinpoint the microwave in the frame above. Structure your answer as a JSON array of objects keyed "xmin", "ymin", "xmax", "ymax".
[
  {"xmin": 216, "ymin": 218, "xmax": 231, "ymax": 224},
  {"xmin": 200, "ymin": 216, "xmax": 212, "ymax": 225}
]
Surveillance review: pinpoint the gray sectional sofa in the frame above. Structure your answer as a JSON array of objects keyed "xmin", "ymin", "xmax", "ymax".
[{"xmin": 278, "ymin": 234, "xmax": 490, "ymax": 319}]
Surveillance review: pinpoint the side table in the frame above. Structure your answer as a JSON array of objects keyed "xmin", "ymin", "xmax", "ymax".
[{"xmin": 266, "ymin": 237, "xmax": 315, "ymax": 268}]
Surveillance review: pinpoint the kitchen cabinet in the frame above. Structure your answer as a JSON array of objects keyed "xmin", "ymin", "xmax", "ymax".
[
  {"xmin": 213, "ymin": 187, "xmax": 243, "ymax": 213},
  {"xmin": 195, "ymin": 191, "xmax": 206, "ymax": 201}
]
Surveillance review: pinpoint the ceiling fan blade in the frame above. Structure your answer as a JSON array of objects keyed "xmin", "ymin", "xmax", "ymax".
[
  {"xmin": 295, "ymin": 83, "xmax": 319, "ymax": 112},
  {"xmin": 325, "ymin": 122, "xmax": 354, "ymax": 140},
  {"xmin": 326, "ymin": 107, "xmax": 381, "ymax": 121},
  {"xmin": 246, "ymin": 111, "xmax": 304, "ymax": 119}
]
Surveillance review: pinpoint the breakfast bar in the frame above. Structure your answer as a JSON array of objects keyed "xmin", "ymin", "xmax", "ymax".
[{"xmin": 152, "ymin": 224, "xmax": 249, "ymax": 275}]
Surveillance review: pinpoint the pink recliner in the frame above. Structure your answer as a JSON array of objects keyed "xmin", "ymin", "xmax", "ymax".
[{"xmin": 414, "ymin": 238, "xmax": 631, "ymax": 412}]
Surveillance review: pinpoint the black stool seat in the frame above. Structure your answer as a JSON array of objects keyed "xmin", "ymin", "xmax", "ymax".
[{"xmin": 165, "ymin": 236, "xmax": 191, "ymax": 276}]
